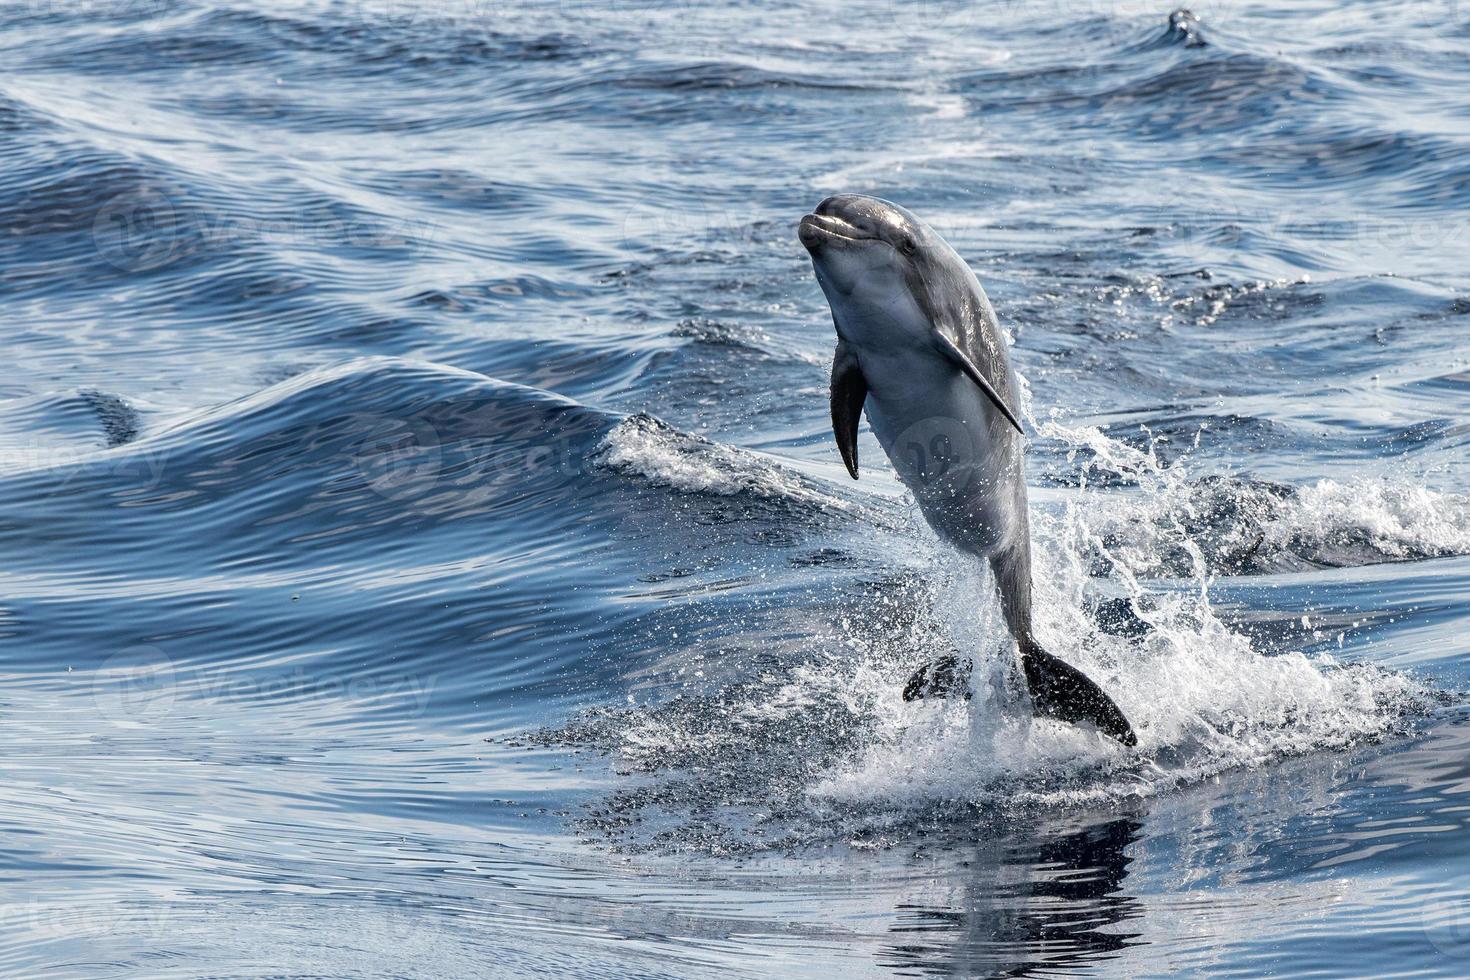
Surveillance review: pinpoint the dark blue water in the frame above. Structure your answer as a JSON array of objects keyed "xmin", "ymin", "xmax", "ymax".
[{"xmin": 3, "ymin": 0, "xmax": 1470, "ymax": 975}]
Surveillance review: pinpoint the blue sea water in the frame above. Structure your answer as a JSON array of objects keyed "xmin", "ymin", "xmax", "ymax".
[{"xmin": 2, "ymin": 0, "xmax": 1470, "ymax": 975}]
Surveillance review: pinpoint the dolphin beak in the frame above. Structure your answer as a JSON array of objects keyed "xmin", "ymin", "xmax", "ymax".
[
  {"xmin": 798, "ymin": 214, "xmax": 828, "ymax": 250},
  {"xmin": 799, "ymin": 213, "xmax": 866, "ymax": 250}
]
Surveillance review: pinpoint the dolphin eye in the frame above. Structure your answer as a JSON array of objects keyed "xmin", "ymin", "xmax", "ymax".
[{"xmin": 899, "ymin": 235, "xmax": 917, "ymax": 255}]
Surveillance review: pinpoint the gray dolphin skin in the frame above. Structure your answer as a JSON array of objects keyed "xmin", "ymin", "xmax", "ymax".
[{"xmin": 798, "ymin": 194, "xmax": 1137, "ymax": 747}]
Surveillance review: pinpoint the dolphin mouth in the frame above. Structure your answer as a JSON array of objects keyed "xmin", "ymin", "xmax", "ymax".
[{"xmin": 799, "ymin": 213, "xmax": 876, "ymax": 249}]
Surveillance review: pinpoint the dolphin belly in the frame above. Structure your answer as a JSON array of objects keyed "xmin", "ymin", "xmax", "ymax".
[{"xmin": 861, "ymin": 360, "xmax": 1026, "ymax": 557}]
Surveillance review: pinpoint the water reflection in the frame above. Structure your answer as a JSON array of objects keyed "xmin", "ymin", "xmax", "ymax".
[{"xmin": 881, "ymin": 813, "xmax": 1144, "ymax": 977}]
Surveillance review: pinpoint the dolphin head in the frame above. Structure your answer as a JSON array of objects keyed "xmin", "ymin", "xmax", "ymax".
[
  {"xmin": 799, "ymin": 193, "xmax": 1028, "ymax": 440},
  {"xmin": 798, "ymin": 194, "xmax": 945, "ymax": 348}
]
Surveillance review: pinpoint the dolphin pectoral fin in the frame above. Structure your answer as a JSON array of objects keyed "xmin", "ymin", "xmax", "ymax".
[
  {"xmin": 830, "ymin": 342, "xmax": 867, "ymax": 479},
  {"xmin": 932, "ymin": 331, "xmax": 1025, "ymax": 436},
  {"xmin": 1020, "ymin": 642, "xmax": 1137, "ymax": 747},
  {"xmin": 902, "ymin": 655, "xmax": 973, "ymax": 701}
]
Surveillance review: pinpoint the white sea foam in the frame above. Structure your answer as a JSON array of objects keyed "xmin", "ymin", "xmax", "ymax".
[
  {"xmin": 812, "ymin": 564, "xmax": 1424, "ymax": 809},
  {"xmin": 593, "ymin": 413, "xmax": 850, "ymax": 510},
  {"xmin": 1032, "ymin": 414, "xmax": 1470, "ymax": 577},
  {"xmin": 812, "ymin": 419, "xmax": 1438, "ymax": 811},
  {"xmin": 1099, "ymin": 474, "xmax": 1470, "ymax": 579},
  {"xmin": 1261, "ymin": 478, "xmax": 1470, "ymax": 559},
  {"xmin": 571, "ymin": 413, "xmax": 1441, "ymax": 845}
]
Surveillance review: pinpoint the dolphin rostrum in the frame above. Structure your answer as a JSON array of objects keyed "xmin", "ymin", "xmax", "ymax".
[{"xmin": 799, "ymin": 194, "xmax": 1136, "ymax": 747}]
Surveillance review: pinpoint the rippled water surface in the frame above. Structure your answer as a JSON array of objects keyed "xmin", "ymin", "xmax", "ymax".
[{"xmin": 3, "ymin": 0, "xmax": 1470, "ymax": 975}]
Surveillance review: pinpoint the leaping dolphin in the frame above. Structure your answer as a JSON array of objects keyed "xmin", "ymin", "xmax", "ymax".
[{"xmin": 798, "ymin": 194, "xmax": 1137, "ymax": 747}]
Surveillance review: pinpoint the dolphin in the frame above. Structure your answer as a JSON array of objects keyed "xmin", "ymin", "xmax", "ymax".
[{"xmin": 798, "ymin": 194, "xmax": 1136, "ymax": 747}]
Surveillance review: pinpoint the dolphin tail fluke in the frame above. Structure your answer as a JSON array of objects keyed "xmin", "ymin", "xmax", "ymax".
[
  {"xmin": 1019, "ymin": 640, "xmax": 1137, "ymax": 747},
  {"xmin": 901, "ymin": 644, "xmax": 1137, "ymax": 747}
]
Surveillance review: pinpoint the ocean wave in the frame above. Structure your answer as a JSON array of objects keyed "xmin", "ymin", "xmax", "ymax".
[
  {"xmin": 0, "ymin": 357, "xmax": 615, "ymax": 540},
  {"xmin": 0, "ymin": 90, "xmax": 55, "ymax": 134},
  {"xmin": 1091, "ymin": 476, "xmax": 1470, "ymax": 579},
  {"xmin": 27, "ymin": 6, "xmax": 282, "ymax": 74},
  {"xmin": 960, "ymin": 41, "xmax": 1340, "ymax": 140},
  {"xmin": 1035, "ymin": 412, "xmax": 1470, "ymax": 576},
  {"xmin": 0, "ymin": 389, "xmax": 141, "ymax": 461},
  {"xmin": 669, "ymin": 316, "xmax": 774, "ymax": 353},
  {"xmin": 27, "ymin": 3, "xmax": 585, "ymax": 89},
  {"xmin": 0, "ymin": 135, "xmax": 406, "ymax": 302},
  {"xmin": 593, "ymin": 412, "xmax": 850, "ymax": 512}
]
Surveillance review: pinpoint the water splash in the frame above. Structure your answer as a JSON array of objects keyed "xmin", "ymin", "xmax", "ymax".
[{"xmin": 542, "ymin": 418, "xmax": 1439, "ymax": 851}]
